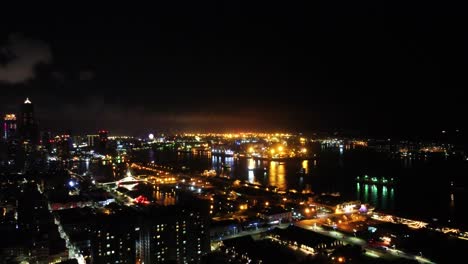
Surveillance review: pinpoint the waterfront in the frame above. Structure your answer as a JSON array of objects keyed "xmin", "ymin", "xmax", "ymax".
[{"xmin": 131, "ymin": 146, "xmax": 468, "ymax": 227}]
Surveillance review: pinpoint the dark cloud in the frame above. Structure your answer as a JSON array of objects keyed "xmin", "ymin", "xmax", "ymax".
[{"xmin": 0, "ymin": 33, "xmax": 52, "ymax": 84}]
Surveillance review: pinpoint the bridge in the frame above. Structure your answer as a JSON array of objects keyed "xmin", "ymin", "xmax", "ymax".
[
  {"xmin": 112, "ymin": 176, "xmax": 142, "ymax": 190},
  {"xmin": 99, "ymin": 170, "xmax": 147, "ymax": 190}
]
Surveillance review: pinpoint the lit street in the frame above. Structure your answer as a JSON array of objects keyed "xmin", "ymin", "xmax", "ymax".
[{"xmin": 295, "ymin": 221, "xmax": 437, "ymax": 263}]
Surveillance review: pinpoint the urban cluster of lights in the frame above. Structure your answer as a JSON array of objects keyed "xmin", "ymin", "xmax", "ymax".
[{"xmin": 4, "ymin": 114, "xmax": 16, "ymax": 120}]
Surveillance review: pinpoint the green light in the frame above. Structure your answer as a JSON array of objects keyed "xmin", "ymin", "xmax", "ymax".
[
  {"xmin": 371, "ymin": 184, "xmax": 378, "ymax": 206},
  {"xmin": 363, "ymin": 184, "xmax": 369, "ymax": 203},
  {"xmin": 382, "ymin": 186, "xmax": 388, "ymax": 209}
]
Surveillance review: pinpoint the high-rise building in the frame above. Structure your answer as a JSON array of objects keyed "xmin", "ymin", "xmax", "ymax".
[
  {"xmin": 19, "ymin": 98, "xmax": 39, "ymax": 146},
  {"xmin": 3, "ymin": 114, "xmax": 17, "ymax": 141},
  {"xmin": 55, "ymin": 192, "xmax": 210, "ymax": 264},
  {"xmin": 41, "ymin": 131, "xmax": 52, "ymax": 152},
  {"xmin": 98, "ymin": 130, "xmax": 109, "ymax": 153},
  {"xmin": 91, "ymin": 212, "xmax": 136, "ymax": 264},
  {"xmin": 87, "ymin": 134, "xmax": 99, "ymax": 148},
  {"xmin": 137, "ymin": 195, "xmax": 210, "ymax": 264},
  {"xmin": 55, "ymin": 135, "xmax": 72, "ymax": 159}
]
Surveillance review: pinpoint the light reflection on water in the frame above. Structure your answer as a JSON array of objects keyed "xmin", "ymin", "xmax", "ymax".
[
  {"xmin": 301, "ymin": 160, "xmax": 309, "ymax": 174},
  {"xmin": 356, "ymin": 182, "xmax": 394, "ymax": 211},
  {"xmin": 128, "ymin": 149, "xmax": 467, "ymax": 224},
  {"xmin": 363, "ymin": 183, "xmax": 369, "ymax": 203},
  {"xmin": 371, "ymin": 185, "xmax": 378, "ymax": 208},
  {"xmin": 213, "ymin": 156, "xmax": 309, "ymax": 191},
  {"xmin": 248, "ymin": 170, "xmax": 254, "ymax": 184},
  {"xmin": 268, "ymin": 161, "xmax": 277, "ymax": 188},
  {"xmin": 382, "ymin": 185, "xmax": 388, "ymax": 209},
  {"xmin": 276, "ymin": 162, "xmax": 286, "ymax": 190}
]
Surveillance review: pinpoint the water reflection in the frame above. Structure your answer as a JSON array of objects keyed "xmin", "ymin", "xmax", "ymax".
[
  {"xmin": 248, "ymin": 170, "xmax": 255, "ymax": 184},
  {"xmin": 269, "ymin": 162, "xmax": 277, "ymax": 187},
  {"xmin": 357, "ymin": 183, "xmax": 395, "ymax": 211},
  {"xmin": 248, "ymin": 158, "xmax": 255, "ymax": 170},
  {"xmin": 382, "ymin": 186, "xmax": 388, "ymax": 209},
  {"xmin": 301, "ymin": 160, "xmax": 309, "ymax": 174},
  {"xmin": 371, "ymin": 185, "xmax": 378, "ymax": 207},
  {"xmin": 277, "ymin": 163, "xmax": 286, "ymax": 190},
  {"xmin": 153, "ymin": 190, "xmax": 176, "ymax": 206},
  {"xmin": 131, "ymin": 149, "xmax": 467, "ymax": 224},
  {"xmin": 390, "ymin": 187, "xmax": 395, "ymax": 209},
  {"xmin": 225, "ymin": 157, "xmax": 234, "ymax": 167},
  {"xmin": 268, "ymin": 161, "xmax": 286, "ymax": 190}
]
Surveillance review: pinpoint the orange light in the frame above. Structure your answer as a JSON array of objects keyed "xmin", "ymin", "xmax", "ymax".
[
  {"xmin": 338, "ymin": 257, "xmax": 344, "ymax": 263},
  {"xmin": 4, "ymin": 114, "xmax": 16, "ymax": 121}
]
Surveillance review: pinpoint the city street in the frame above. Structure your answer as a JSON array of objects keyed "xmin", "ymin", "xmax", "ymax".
[{"xmin": 294, "ymin": 221, "xmax": 436, "ymax": 263}]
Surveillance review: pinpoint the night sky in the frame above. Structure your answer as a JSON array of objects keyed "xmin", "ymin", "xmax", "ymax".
[{"xmin": 0, "ymin": 2, "xmax": 466, "ymax": 137}]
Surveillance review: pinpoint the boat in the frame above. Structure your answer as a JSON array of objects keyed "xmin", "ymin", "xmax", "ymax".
[{"xmin": 355, "ymin": 175, "xmax": 396, "ymax": 185}]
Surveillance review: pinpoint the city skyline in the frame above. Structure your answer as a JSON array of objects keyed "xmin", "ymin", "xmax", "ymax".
[{"xmin": 1, "ymin": 4, "xmax": 468, "ymax": 263}]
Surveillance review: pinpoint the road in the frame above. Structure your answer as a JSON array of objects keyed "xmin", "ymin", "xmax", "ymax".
[
  {"xmin": 294, "ymin": 221, "xmax": 436, "ymax": 264},
  {"xmin": 212, "ymin": 223, "xmax": 290, "ymax": 242}
]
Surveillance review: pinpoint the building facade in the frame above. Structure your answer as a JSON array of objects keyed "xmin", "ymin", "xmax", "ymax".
[{"xmin": 3, "ymin": 114, "xmax": 17, "ymax": 141}]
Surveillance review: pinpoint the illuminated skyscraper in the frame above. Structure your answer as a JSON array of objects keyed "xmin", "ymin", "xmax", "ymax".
[
  {"xmin": 87, "ymin": 134, "xmax": 99, "ymax": 147},
  {"xmin": 98, "ymin": 130, "xmax": 109, "ymax": 153},
  {"xmin": 41, "ymin": 131, "xmax": 52, "ymax": 151},
  {"xmin": 137, "ymin": 195, "xmax": 210, "ymax": 264},
  {"xmin": 19, "ymin": 98, "xmax": 39, "ymax": 146},
  {"xmin": 3, "ymin": 114, "xmax": 17, "ymax": 141}
]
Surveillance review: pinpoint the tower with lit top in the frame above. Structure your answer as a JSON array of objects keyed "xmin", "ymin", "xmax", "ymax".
[{"xmin": 19, "ymin": 97, "xmax": 39, "ymax": 146}]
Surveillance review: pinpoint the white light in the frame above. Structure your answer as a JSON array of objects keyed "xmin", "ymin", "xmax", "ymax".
[
  {"xmin": 149, "ymin": 133, "xmax": 154, "ymax": 140},
  {"xmin": 69, "ymin": 180, "xmax": 75, "ymax": 187}
]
